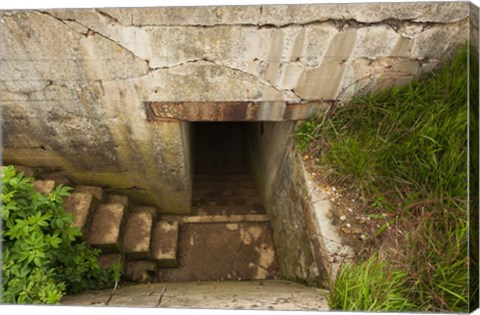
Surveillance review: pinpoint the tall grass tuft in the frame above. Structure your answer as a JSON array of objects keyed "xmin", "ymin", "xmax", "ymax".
[
  {"xmin": 329, "ymin": 255, "xmax": 415, "ymax": 311},
  {"xmin": 297, "ymin": 44, "xmax": 472, "ymax": 312}
]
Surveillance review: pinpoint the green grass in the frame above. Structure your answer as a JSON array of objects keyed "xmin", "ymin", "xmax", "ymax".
[
  {"xmin": 296, "ymin": 44, "xmax": 474, "ymax": 312},
  {"xmin": 329, "ymin": 255, "xmax": 415, "ymax": 311}
]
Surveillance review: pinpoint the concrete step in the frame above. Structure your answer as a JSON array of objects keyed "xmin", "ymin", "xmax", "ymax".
[
  {"xmin": 195, "ymin": 174, "xmax": 252, "ymax": 182},
  {"xmin": 97, "ymin": 253, "xmax": 126, "ymax": 273},
  {"xmin": 74, "ymin": 185, "xmax": 105, "ymax": 202},
  {"xmin": 156, "ymin": 222, "xmax": 278, "ymax": 282},
  {"xmin": 193, "ymin": 204, "xmax": 265, "ymax": 215},
  {"xmin": 32, "ymin": 179, "xmax": 56, "ymax": 194},
  {"xmin": 107, "ymin": 194, "xmax": 129, "ymax": 207},
  {"xmin": 194, "ymin": 180, "xmax": 255, "ymax": 189},
  {"xmin": 160, "ymin": 214, "xmax": 270, "ymax": 224},
  {"xmin": 150, "ymin": 220, "xmax": 179, "ymax": 268},
  {"xmin": 194, "ymin": 187, "xmax": 258, "ymax": 199},
  {"xmin": 63, "ymin": 192, "xmax": 97, "ymax": 235},
  {"xmin": 124, "ymin": 261, "xmax": 157, "ymax": 282},
  {"xmin": 123, "ymin": 209, "xmax": 154, "ymax": 259},
  {"xmin": 193, "ymin": 196, "xmax": 262, "ymax": 206},
  {"xmin": 88, "ymin": 202, "xmax": 126, "ymax": 253}
]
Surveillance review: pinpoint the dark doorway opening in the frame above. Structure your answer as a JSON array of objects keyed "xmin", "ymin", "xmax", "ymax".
[{"xmin": 194, "ymin": 122, "xmax": 249, "ymax": 176}]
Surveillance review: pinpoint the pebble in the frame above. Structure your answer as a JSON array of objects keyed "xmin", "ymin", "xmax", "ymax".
[
  {"xmin": 339, "ymin": 215, "xmax": 347, "ymax": 221},
  {"xmin": 347, "ymin": 208, "xmax": 353, "ymax": 212},
  {"xmin": 345, "ymin": 223, "xmax": 351, "ymax": 228},
  {"xmin": 360, "ymin": 234, "xmax": 367, "ymax": 241}
]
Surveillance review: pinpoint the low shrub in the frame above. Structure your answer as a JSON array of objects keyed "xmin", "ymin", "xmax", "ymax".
[{"xmin": 1, "ymin": 165, "xmax": 120, "ymax": 304}]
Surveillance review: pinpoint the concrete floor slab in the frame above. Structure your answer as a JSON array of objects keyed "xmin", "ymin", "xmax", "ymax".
[
  {"xmin": 61, "ymin": 280, "xmax": 329, "ymax": 311},
  {"xmin": 156, "ymin": 222, "xmax": 278, "ymax": 282}
]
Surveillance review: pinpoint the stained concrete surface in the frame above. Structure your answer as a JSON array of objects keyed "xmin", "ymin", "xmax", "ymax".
[
  {"xmin": 61, "ymin": 280, "xmax": 329, "ymax": 311},
  {"xmin": 156, "ymin": 222, "xmax": 278, "ymax": 282}
]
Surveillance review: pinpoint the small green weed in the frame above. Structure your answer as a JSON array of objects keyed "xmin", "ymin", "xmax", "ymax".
[{"xmin": 1, "ymin": 165, "xmax": 120, "ymax": 304}]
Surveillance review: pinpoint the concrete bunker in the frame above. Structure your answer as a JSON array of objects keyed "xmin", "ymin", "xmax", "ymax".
[
  {"xmin": 147, "ymin": 102, "xmax": 330, "ymax": 286},
  {"xmin": 1, "ymin": 2, "xmax": 471, "ymax": 306}
]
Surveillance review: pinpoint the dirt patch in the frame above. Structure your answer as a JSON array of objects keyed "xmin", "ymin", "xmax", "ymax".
[{"xmin": 302, "ymin": 155, "xmax": 394, "ymax": 259}]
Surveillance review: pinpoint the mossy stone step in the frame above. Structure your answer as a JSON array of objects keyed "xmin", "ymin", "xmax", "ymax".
[
  {"xmin": 88, "ymin": 203, "xmax": 126, "ymax": 253},
  {"xmin": 150, "ymin": 220, "xmax": 179, "ymax": 268},
  {"xmin": 123, "ymin": 210, "xmax": 154, "ymax": 259},
  {"xmin": 63, "ymin": 192, "xmax": 96, "ymax": 235}
]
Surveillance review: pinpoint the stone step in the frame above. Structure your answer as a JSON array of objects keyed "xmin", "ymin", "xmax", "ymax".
[
  {"xmin": 193, "ymin": 204, "xmax": 265, "ymax": 215},
  {"xmin": 74, "ymin": 185, "xmax": 105, "ymax": 201},
  {"xmin": 194, "ymin": 187, "xmax": 258, "ymax": 199},
  {"xmin": 161, "ymin": 214, "xmax": 270, "ymax": 224},
  {"xmin": 125, "ymin": 261, "xmax": 157, "ymax": 282},
  {"xmin": 107, "ymin": 194, "xmax": 129, "ymax": 207},
  {"xmin": 88, "ymin": 202, "xmax": 126, "ymax": 253},
  {"xmin": 150, "ymin": 220, "xmax": 179, "ymax": 268},
  {"xmin": 97, "ymin": 253, "xmax": 126, "ymax": 273},
  {"xmin": 195, "ymin": 174, "xmax": 251, "ymax": 182},
  {"xmin": 63, "ymin": 192, "xmax": 97, "ymax": 235},
  {"xmin": 32, "ymin": 179, "xmax": 56, "ymax": 194},
  {"xmin": 123, "ymin": 209, "xmax": 154, "ymax": 259},
  {"xmin": 193, "ymin": 195, "xmax": 262, "ymax": 206}
]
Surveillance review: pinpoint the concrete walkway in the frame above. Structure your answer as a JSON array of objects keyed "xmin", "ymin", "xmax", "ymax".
[{"xmin": 61, "ymin": 280, "xmax": 329, "ymax": 311}]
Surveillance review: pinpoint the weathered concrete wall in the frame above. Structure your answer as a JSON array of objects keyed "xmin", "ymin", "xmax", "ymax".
[
  {"xmin": 0, "ymin": 3, "xmax": 470, "ymax": 212},
  {"xmin": 245, "ymin": 122, "xmax": 326, "ymax": 286}
]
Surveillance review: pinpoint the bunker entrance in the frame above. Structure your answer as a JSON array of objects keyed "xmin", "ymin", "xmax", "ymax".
[
  {"xmin": 193, "ymin": 122, "xmax": 249, "ymax": 176},
  {"xmin": 155, "ymin": 122, "xmax": 279, "ymax": 282}
]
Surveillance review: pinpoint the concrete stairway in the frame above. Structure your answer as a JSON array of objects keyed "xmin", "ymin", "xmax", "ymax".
[
  {"xmin": 30, "ymin": 171, "xmax": 278, "ymax": 283},
  {"xmin": 155, "ymin": 173, "xmax": 278, "ymax": 282},
  {"xmin": 31, "ymin": 179, "xmax": 178, "ymax": 283}
]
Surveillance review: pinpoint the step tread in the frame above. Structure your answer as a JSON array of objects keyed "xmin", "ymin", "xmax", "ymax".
[
  {"xmin": 150, "ymin": 221, "xmax": 179, "ymax": 267},
  {"xmin": 123, "ymin": 211, "xmax": 154, "ymax": 259},
  {"xmin": 193, "ymin": 196, "xmax": 262, "ymax": 207},
  {"xmin": 107, "ymin": 194, "xmax": 129, "ymax": 207},
  {"xmin": 63, "ymin": 192, "xmax": 95, "ymax": 234},
  {"xmin": 193, "ymin": 204, "xmax": 265, "ymax": 215},
  {"xmin": 89, "ymin": 202, "xmax": 125, "ymax": 253},
  {"xmin": 194, "ymin": 180, "xmax": 255, "ymax": 189},
  {"xmin": 195, "ymin": 174, "xmax": 252, "ymax": 181},
  {"xmin": 194, "ymin": 187, "xmax": 258, "ymax": 198},
  {"xmin": 156, "ymin": 222, "xmax": 278, "ymax": 282},
  {"xmin": 161, "ymin": 214, "xmax": 270, "ymax": 224},
  {"xmin": 75, "ymin": 185, "xmax": 105, "ymax": 201},
  {"xmin": 32, "ymin": 180, "xmax": 55, "ymax": 194}
]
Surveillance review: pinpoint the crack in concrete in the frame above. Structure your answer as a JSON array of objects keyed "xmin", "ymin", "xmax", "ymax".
[
  {"xmin": 146, "ymin": 57, "xmax": 303, "ymax": 100},
  {"xmin": 124, "ymin": 17, "xmax": 467, "ymax": 39},
  {"xmin": 94, "ymin": 9, "xmax": 123, "ymax": 26},
  {"xmin": 36, "ymin": 11, "xmax": 149, "ymax": 68}
]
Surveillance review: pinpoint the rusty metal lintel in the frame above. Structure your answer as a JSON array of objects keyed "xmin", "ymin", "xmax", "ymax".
[{"xmin": 146, "ymin": 101, "xmax": 331, "ymax": 122}]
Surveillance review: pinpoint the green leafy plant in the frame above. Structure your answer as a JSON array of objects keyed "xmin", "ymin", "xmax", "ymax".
[{"xmin": 1, "ymin": 165, "xmax": 120, "ymax": 304}]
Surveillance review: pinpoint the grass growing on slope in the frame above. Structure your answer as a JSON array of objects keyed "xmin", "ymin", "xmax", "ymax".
[
  {"xmin": 296, "ymin": 45, "xmax": 472, "ymax": 312},
  {"xmin": 328, "ymin": 254, "xmax": 415, "ymax": 311}
]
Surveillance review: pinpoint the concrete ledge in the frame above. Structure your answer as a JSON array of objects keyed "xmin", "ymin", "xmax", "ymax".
[
  {"xmin": 302, "ymin": 165, "xmax": 354, "ymax": 281},
  {"xmin": 163, "ymin": 214, "xmax": 270, "ymax": 224}
]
